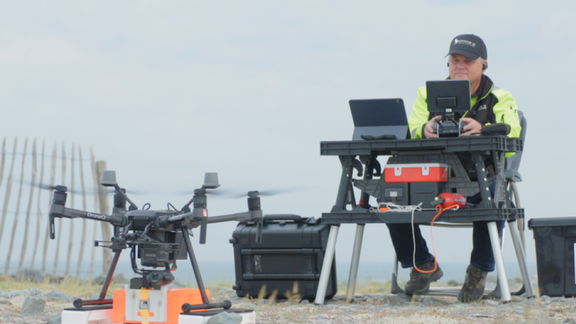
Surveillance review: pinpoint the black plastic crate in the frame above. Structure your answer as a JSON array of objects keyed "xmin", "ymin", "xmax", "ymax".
[
  {"xmin": 528, "ymin": 217, "xmax": 576, "ymax": 297},
  {"xmin": 230, "ymin": 214, "xmax": 337, "ymax": 300}
]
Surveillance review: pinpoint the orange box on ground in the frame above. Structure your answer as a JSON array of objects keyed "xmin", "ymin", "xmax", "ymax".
[
  {"xmin": 384, "ymin": 163, "xmax": 449, "ymax": 183},
  {"xmin": 113, "ymin": 288, "xmax": 209, "ymax": 324}
]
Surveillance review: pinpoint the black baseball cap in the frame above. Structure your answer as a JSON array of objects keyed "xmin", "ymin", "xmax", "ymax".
[{"xmin": 447, "ymin": 34, "xmax": 487, "ymax": 60}]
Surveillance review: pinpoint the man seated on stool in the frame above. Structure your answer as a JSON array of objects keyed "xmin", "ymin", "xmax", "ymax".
[{"xmin": 386, "ymin": 34, "xmax": 522, "ymax": 302}]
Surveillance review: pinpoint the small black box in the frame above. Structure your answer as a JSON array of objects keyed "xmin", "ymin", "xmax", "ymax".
[
  {"xmin": 379, "ymin": 182, "xmax": 409, "ymax": 205},
  {"xmin": 230, "ymin": 214, "xmax": 337, "ymax": 300},
  {"xmin": 528, "ymin": 217, "xmax": 576, "ymax": 297},
  {"xmin": 409, "ymin": 182, "xmax": 444, "ymax": 206}
]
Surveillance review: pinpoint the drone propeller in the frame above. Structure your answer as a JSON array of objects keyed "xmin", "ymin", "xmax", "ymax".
[
  {"xmin": 34, "ymin": 183, "xmax": 88, "ymax": 195},
  {"xmin": 227, "ymin": 186, "xmax": 307, "ymax": 199},
  {"xmin": 175, "ymin": 188, "xmax": 227, "ymax": 196},
  {"xmin": 29, "ymin": 182, "xmax": 147, "ymax": 196}
]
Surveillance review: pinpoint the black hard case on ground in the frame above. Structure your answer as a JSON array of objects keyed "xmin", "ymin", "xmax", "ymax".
[
  {"xmin": 528, "ymin": 217, "xmax": 576, "ymax": 297},
  {"xmin": 230, "ymin": 214, "xmax": 337, "ymax": 300}
]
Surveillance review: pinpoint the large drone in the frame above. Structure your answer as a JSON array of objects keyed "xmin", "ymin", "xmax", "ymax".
[{"xmin": 48, "ymin": 171, "xmax": 263, "ymax": 313}]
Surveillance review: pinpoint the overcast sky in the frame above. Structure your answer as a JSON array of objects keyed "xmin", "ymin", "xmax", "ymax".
[{"xmin": 1, "ymin": 1, "xmax": 575, "ymax": 283}]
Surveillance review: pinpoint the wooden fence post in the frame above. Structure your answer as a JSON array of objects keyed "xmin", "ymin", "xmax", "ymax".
[
  {"xmin": 65, "ymin": 144, "xmax": 75, "ymax": 276},
  {"xmin": 31, "ymin": 139, "xmax": 45, "ymax": 269},
  {"xmin": 76, "ymin": 146, "xmax": 88, "ymax": 279},
  {"xmin": 5, "ymin": 137, "xmax": 28, "ymax": 275},
  {"xmin": 0, "ymin": 137, "xmax": 18, "ymax": 255},
  {"xmin": 89, "ymin": 148, "xmax": 98, "ymax": 281},
  {"xmin": 18, "ymin": 138, "xmax": 37, "ymax": 273},
  {"xmin": 96, "ymin": 161, "xmax": 112, "ymax": 274},
  {"xmin": 0, "ymin": 138, "xmax": 6, "ymax": 187}
]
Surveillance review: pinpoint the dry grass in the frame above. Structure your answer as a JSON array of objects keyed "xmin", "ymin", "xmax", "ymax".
[
  {"xmin": 341, "ymin": 278, "xmax": 392, "ymax": 294},
  {"xmin": 0, "ymin": 274, "xmax": 124, "ymax": 299}
]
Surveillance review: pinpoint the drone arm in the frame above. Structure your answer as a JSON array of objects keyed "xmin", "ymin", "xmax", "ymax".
[
  {"xmin": 161, "ymin": 211, "xmax": 261, "ymax": 225},
  {"xmin": 199, "ymin": 191, "xmax": 263, "ymax": 242},
  {"xmin": 162, "ymin": 213, "xmax": 199, "ymax": 226},
  {"xmin": 49, "ymin": 204, "xmax": 128, "ymax": 239},
  {"xmin": 161, "ymin": 189, "xmax": 264, "ymax": 244},
  {"xmin": 164, "ymin": 210, "xmax": 262, "ymax": 227},
  {"xmin": 204, "ymin": 210, "xmax": 263, "ymax": 224},
  {"xmin": 204, "ymin": 210, "xmax": 264, "ymax": 243}
]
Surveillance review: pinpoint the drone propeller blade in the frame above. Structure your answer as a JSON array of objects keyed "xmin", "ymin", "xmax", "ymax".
[
  {"xmin": 174, "ymin": 188, "xmax": 229, "ymax": 197},
  {"xmin": 123, "ymin": 189, "xmax": 149, "ymax": 195},
  {"xmin": 28, "ymin": 181, "xmax": 148, "ymax": 196},
  {"xmin": 227, "ymin": 186, "xmax": 309, "ymax": 199},
  {"xmin": 257, "ymin": 190, "xmax": 289, "ymax": 197},
  {"xmin": 34, "ymin": 183, "xmax": 87, "ymax": 195}
]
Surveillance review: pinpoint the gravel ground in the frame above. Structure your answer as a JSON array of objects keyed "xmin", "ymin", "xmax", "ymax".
[
  {"xmin": 2, "ymin": 286, "xmax": 576, "ymax": 324},
  {"xmin": 222, "ymin": 288, "xmax": 576, "ymax": 324}
]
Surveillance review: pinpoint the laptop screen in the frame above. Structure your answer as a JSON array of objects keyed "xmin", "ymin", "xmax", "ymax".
[{"xmin": 349, "ymin": 98, "xmax": 409, "ymax": 140}]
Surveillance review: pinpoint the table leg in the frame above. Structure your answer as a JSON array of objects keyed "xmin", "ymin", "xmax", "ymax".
[
  {"xmin": 508, "ymin": 220, "xmax": 535, "ymax": 298},
  {"xmin": 346, "ymin": 224, "xmax": 365, "ymax": 303},
  {"xmin": 488, "ymin": 221, "xmax": 511, "ymax": 302},
  {"xmin": 315, "ymin": 225, "xmax": 339, "ymax": 305},
  {"xmin": 473, "ymin": 153, "xmax": 495, "ymax": 209}
]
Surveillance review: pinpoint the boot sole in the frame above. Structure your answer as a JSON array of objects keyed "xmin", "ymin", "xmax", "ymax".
[
  {"xmin": 404, "ymin": 269, "xmax": 444, "ymax": 295},
  {"xmin": 458, "ymin": 290, "xmax": 484, "ymax": 303}
]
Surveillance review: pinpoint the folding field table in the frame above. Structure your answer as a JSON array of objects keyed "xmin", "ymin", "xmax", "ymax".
[{"xmin": 313, "ymin": 136, "xmax": 535, "ymax": 304}]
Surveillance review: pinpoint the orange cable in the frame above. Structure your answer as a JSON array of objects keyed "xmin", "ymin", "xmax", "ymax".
[{"xmin": 413, "ymin": 204, "xmax": 459, "ymax": 274}]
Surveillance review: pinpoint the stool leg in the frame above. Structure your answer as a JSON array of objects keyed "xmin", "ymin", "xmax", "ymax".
[
  {"xmin": 391, "ymin": 254, "xmax": 404, "ymax": 294},
  {"xmin": 315, "ymin": 225, "xmax": 339, "ymax": 305},
  {"xmin": 346, "ymin": 224, "xmax": 365, "ymax": 303},
  {"xmin": 488, "ymin": 221, "xmax": 511, "ymax": 302},
  {"xmin": 508, "ymin": 220, "xmax": 535, "ymax": 298}
]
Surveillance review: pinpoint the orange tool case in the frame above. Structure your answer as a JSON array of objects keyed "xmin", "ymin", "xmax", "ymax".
[{"xmin": 384, "ymin": 163, "xmax": 449, "ymax": 183}]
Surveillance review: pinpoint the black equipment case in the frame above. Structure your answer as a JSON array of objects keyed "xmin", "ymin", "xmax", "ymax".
[
  {"xmin": 528, "ymin": 217, "xmax": 576, "ymax": 297},
  {"xmin": 229, "ymin": 214, "xmax": 337, "ymax": 300}
]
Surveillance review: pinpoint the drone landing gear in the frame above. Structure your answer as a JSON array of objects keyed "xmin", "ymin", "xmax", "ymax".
[
  {"xmin": 63, "ymin": 226, "xmax": 256, "ymax": 324},
  {"xmin": 62, "ymin": 285, "xmax": 256, "ymax": 323}
]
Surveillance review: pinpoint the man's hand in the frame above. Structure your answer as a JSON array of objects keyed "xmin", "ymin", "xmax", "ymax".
[
  {"xmin": 423, "ymin": 115, "xmax": 443, "ymax": 138},
  {"xmin": 459, "ymin": 117, "xmax": 482, "ymax": 136}
]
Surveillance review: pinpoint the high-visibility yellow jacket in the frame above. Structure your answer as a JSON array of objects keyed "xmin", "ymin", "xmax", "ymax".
[{"xmin": 408, "ymin": 75, "xmax": 521, "ymax": 140}]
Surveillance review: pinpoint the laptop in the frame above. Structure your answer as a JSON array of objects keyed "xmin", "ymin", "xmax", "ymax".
[{"xmin": 349, "ymin": 98, "xmax": 409, "ymax": 141}]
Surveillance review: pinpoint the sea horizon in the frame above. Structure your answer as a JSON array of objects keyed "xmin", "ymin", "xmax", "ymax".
[{"xmin": 2, "ymin": 260, "xmax": 538, "ymax": 286}]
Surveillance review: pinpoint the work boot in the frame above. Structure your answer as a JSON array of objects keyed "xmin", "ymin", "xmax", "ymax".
[
  {"xmin": 404, "ymin": 262, "xmax": 443, "ymax": 295},
  {"xmin": 458, "ymin": 265, "xmax": 487, "ymax": 303}
]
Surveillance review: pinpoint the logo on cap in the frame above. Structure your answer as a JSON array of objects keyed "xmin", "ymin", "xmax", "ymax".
[{"xmin": 454, "ymin": 38, "xmax": 476, "ymax": 48}]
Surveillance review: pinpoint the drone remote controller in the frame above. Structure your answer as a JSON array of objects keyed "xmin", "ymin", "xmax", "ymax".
[{"xmin": 432, "ymin": 119, "xmax": 469, "ymax": 137}]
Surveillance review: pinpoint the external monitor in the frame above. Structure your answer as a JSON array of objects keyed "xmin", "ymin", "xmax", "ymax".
[
  {"xmin": 426, "ymin": 79, "xmax": 471, "ymax": 119},
  {"xmin": 349, "ymin": 98, "xmax": 409, "ymax": 141}
]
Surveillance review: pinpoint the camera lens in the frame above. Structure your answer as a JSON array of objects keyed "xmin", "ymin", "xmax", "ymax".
[{"xmin": 148, "ymin": 272, "xmax": 160, "ymax": 283}]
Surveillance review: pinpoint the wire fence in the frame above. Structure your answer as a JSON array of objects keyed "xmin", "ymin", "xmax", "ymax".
[{"xmin": 0, "ymin": 137, "xmax": 112, "ymax": 280}]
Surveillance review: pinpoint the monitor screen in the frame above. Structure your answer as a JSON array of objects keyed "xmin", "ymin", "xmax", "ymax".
[{"xmin": 426, "ymin": 79, "xmax": 471, "ymax": 118}]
